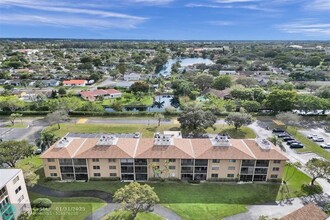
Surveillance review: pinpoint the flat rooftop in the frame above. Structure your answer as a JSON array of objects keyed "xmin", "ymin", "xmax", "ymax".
[{"xmin": 0, "ymin": 169, "xmax": 21, "ymax": 187}]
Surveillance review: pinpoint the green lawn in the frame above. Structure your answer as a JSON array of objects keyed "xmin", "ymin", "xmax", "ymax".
[
  {"xmin": 37, "ymin": 165, "xmax": 312, "ymax": 220},
  {"xmin": 277, "ymin": 166, "xmax": 312, "ymax": 200},
  {"xmin": 17, "ymin": 155, "xmax": 43, "ymax": 169},
  {"xmin": 44, "ymin": 123, "xmax": 255, "ymax": 139},
  {"xmin": 4, "ymin": 123, "xmax": 28, "ymax": 128},
  {"xmin": 286, "ymin": 126, "xmax": 330, "ymax": 161},
  {"xmin": 164, "ymin": 204, "xmax": 247, "ymax": 220},
  {"xmin": 28, "ymin": 192, "xmax": 106, "ymax": 220}
]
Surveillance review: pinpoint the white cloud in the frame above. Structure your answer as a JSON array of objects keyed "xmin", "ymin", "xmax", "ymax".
[
  {"xmin": 278, "ymin": 20, "xmax": 330, "ymax": 36},
  {"xmin": 214, "ymin": 0, "xmax": 260, "ymax": 3},
  {"xmin": 0, "ymin": 13, "xmax": 144, "ymax": 29},
  {"xmin": 130, "ymin": 0, "xmax": 174, "ymax": 5},
  {"xmin": 0, "ymin": 0, "xmax": 147, "ymax": 29},
  {"xmin": 207, "ymin": 20, "xmax": 236, "ymax": 26},
  {"xmin": 306, "ymin": 0, "xmax": 330, "ymax": 10}
]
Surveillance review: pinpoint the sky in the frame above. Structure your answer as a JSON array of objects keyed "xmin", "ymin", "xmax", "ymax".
[{"xmin": 0, "ymin": 0, "xmax": 329, "ymax": 40}]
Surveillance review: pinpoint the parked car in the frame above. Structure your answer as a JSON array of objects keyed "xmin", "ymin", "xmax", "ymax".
[
  {"xmin": 290, "ymin": 143, "xmax": 304, "ymax": 148},
  {"xmin": 277, "ymin": 133, "xmax": 290, "ymax": 138},
  {"xmin": 312, "ymin": 137, "xmax": 324, "ymax": 142},
  {"xmin": 320, "ymin": 143, "xmax": 330, "ymax": 149},
  {"xmin": 287, "ymin": 140, "xmax": 299, "ymax": 144},
  {"xmin": 307, "ymin": 134, "xmax": 318, "ymax": 139},
  {"xmin": 272, "ymin": 128, "xmax": 285, "ymax": 133},
  {"xmin": 133, "ymin": 132, "xmax": 141, "ymax": 138},
  {"xmin": 283, "ymin": 137, "xmax": 295, "ymax": 142}
]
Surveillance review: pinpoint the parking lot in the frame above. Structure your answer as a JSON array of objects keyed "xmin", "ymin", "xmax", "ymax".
[{"xmin": 299, "ymin": 128, "xmax": 330, "ymax": 151}]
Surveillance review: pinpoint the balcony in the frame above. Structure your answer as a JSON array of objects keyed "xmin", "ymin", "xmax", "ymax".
[
  {"xmin": 255, "ymin": 160, "xmax": 269, "ymax": 167},
  {"xmin": 242, "ymin": 160, "xmax": 255, "ymax": 167},
  {"xmin": 254, "ymin": 168, "xmax": 268, "ymax": 175},
  {"xmin": 195, "ymin": 167, "xmax": 208, "ymax": 173},
  {"xmin": 195, "ymin": 160, "xmax": 208, "ymax": 166},
  {"xmin": 0, "ymin": 204, "xmax": 15, "ymax": 220},
  {"xmin": 0, "ymin": 191, "xmax": 8, "ymax": 202},
  {"xmin": 181, "ymin": 160, "xmax": 194, "ymax": 166}
]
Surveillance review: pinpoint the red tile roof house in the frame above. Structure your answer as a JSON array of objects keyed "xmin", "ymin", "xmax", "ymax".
[
  {"xmin": 80, "ymin": 89, "xmax": 122, "ymax": 101},
  {"xmin": 63, "ymin": 80, "xmax": 87, "ymax": 86}
]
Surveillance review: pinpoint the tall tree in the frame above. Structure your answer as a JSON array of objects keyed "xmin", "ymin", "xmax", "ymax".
[
  {"xmin": 194, "ymin": 74, "xmax": 214, "ymax": 90},
  {"xmin": 178, "ymin": 106, "xmax": 217, "ymax": 136},
  {"xmin": 154, "ymin": 113, "xmax": 164, "ymax": 127},
  {"xmin": 0, "ymin": 140, "xmax": 35, "ymax": 167},
  {"xmin": 306, "ymin": 158, "xmax": 330, "ymax": 185},
  {"xmin": 225, "ymin": 112, "xmax": 254, "ymax": 130},
  {"xmin": 264, "ymin": 89, "xmax": 297, "ymax": 112},
  {"xmin": 0, "ymin": 96, "xmax": 26, "ymax": 111},
  {"xmin": 45, "ymin": 110, "xmax": 69, "ymax": 129},
  {"xmin": 9, "ymin": 113, "xmax": 23, "ymax": 126},
  {"xmin": 113, "ymin": 182, "xmax": 159, "ymax": 219},
  {"xmin": 212, "ymin": 75, "xmax": 232, "ymax": 90}
]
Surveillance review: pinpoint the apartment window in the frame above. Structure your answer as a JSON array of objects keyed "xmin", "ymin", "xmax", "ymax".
[
  {"xmin": 212, "ymin": 159, "xmax": 220, "ymax": 163},
  {"xmin": 110, "ymin": 173, "xmax": 117, "ymax": 177},
  {"xmin": 15, "ymin": 186, "xmax": 22, "ymax": 194},
  {"xmin": 212, "ymin": 166, "xmax": 220, "ymax": 170},
  {"xmin": 272, "ymin": 167, "xmax": 280, "ymax": 171},
  {"xmin": 47, "ymin": 159, "xmax": 55, "ymax": 162},
  {"xmin": 229, "ymin": 160, "xmax": 236, "ymax": 163},
  {"xmin": 49, "ymin": 166, "xmax": 56, "ymax": 170},
  {"xmin": 228, "ymin": 166, "xmax": 236, "ymax": 170},
  {"xmin": 227, "ymin": 174, "xmax": 235, "ymax": 178},
  {"xmin": 271, "ymin": 174, "xmax": 278, "ymax": 178},
  {"xmin": 108, "ymin": 159, "xmax": 116, "ymax": 163},
  {"xmin": 21, "ymin": 204, "xmax": 27, "ymax": 212},
  {"xmin": 153, "ymin": 159, "xmax": 160, "ymax": 162},
  {"xmin": 109, "ymin": 166, "xmax": 116, "ymax": 170},
  {"xmin": 273, "ymin": 160, "xmax": 281, "ymax": 164},
  {"xmin": 92, "ymin": 159, "xmax": 99, "ymax": 162},
  {"xmin": 13, "ymin": 176, "xmax": 19, "ymax": 184},
  {"xmin": 169, "ymin": 166, "xmax": 176, "ymax": 170},
  {"xmin": 50, "ymin": 173, "xmax": 57, "ymax": 177},
  {"xmin": 18, "ymin": 195, "xmax": 24, "ymax": 203},
  {"xmin": 169, "ymin": 159, "xmax": 176, "ymax": 162},
  {"xmin": 93, "ymin": 166, "xmax": 100, "ymax": 170},
  {"xmin": 211, "ymin": 174, "xmax": 218, "ymax": 178},
  {"xmin": 94, "ymin": 173, "xmax": 101, "ymax": 177}
]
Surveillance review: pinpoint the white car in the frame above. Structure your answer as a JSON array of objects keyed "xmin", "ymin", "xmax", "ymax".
[
  {"xmin": 312, "ymin": 137, "xmax": 324, "ymax": 142},
  {"xmin": 320, "ymin": 143, "xmax": 330, "ymax": 149},
  {"xmin": 307, "ymin": 134, "xmax": 318, "ymax": 139}
]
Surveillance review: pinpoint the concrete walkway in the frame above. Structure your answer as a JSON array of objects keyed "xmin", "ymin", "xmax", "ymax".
[
  {"xmin": 224, "ymin": 194, "xmax": 330, "ymax": 220},
  {"xmin": 30, "ymin": 185, "xmax": 181, "ymax": 220}
]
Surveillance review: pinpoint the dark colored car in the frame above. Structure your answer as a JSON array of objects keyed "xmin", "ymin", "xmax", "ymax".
[
  {"xmin": 272, "ymin": 128, "xmax": 285, "ymax": 133},
  {"xmin": 277, "ymin": 133, "xmax": 290, "ymax": 138},
  {"xmin": 290, "ymin": 143, "xmax": 304, "ymax": 148},
  {"xmin": 287, "ymin": 140, "xmax": 299, "ymax": 144},
  {"xmin": 283, "ymin": 137, "xmax": 294, "ymax": 142}
]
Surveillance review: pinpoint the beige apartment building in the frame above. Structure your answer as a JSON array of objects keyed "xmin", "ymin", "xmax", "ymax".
[
  {"xmin": 41, "ymin": 133, "xmax": 287, "ymax": 182},
  {"xmin": 0, "ymin": 169, "xmax": 31, "ymax": 220}
]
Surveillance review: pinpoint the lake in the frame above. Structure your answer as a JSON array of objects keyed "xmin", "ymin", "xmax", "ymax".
[{"xmin": 159, "ymin": 58, "xmax": 214, "ymax": 76}]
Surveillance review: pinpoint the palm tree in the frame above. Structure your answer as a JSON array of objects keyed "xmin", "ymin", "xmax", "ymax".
[{"xmin": 154, "ymin": 113, "xmax": 164, "ymax": 126}]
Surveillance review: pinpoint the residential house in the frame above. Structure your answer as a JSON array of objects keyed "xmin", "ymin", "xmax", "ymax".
[
  {"xmin": 63, "ymin": 80, "xmax": 87, "ymax": 86},
  {"xmin": 124, "ymin": 73, "xmax": 141, "ymax": 81},
  {"xmin": 80, "ymin": 89, "xmax": 122, "ymax": 101},
  {"xmin": 219, "ymin": 70, "xmax": 237, "ymax": 75},
  {"xmin": 280, "ymin": 203, "xmax": 328, "ymax": 220},
  {"xmin": 201, "ymin": 88, "xmax": 231, "ymax": 99},
  {"xmin": 41, "ymin": 132, "xmax": 287, "ymax": 182},
  {"xmin": 0, "ymin": 169, "xmax": 31, "ymax": 220},
  {"xmin": 41, "ymin": 79, "xmax": 60, "ymax": 87}
]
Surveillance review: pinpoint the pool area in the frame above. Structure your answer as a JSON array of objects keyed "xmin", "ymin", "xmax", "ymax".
[{"xmin": 197, "ymin": 96, "xmax": 208, "ymax": 102}]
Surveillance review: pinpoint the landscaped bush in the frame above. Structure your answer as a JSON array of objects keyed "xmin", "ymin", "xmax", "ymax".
[
  {"xmin": 188, "ymin": 180, "xmax": 200, "ymax": 184},
  {"xmin": 301, "ymin": 184, "xmax": 323, "ymax": 195},
  {"xmin": 267, "ymin": 178, "xmax": 282, "ymax": 183},
  {"xmin": 89, "ymin": 177, "xmax": 120, "ymax": 181},
  {"xmin": 44, "ymin": 177, "xmax": 61, "ymax": 182},
  {"xmin": 207, "ymin": 178, "xmax": 239, "ymax": 182},
  {"xmin": 148, "ymin": 177, "xmax": 164, "ymax": 182},
  {"xmin": 166, "ymin": 177, "xmax": 181, "ymax": 182},
  {"xmin": 32, "ymin": 198, "xmax": 52, "ymax": 209}
]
